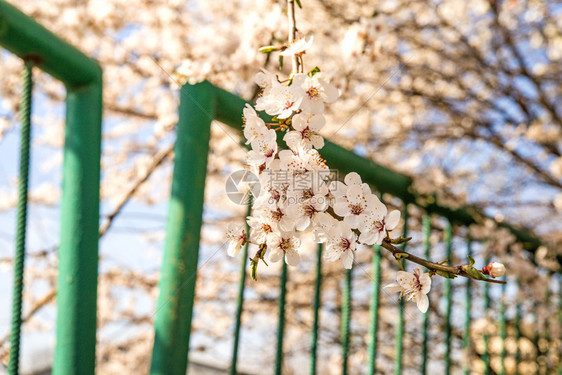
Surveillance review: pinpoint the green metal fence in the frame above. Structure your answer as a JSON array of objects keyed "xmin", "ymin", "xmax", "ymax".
[
  {"xmin": 0, "ymin": 1, "xmax": 102, "ymax": 374},
  {"xmin": 1, "ymin": 2, "xmax": 560, "ymax": 375},
  {"xmin": 149, "ymin": 81, "xmax": 560, "ymax": 375}
]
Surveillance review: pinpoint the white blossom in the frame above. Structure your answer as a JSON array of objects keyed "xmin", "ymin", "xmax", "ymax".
[
  {"xmin": 357, "ymin": 198, "xmax": 401, "ymax": 245},
  {"xmin": 243, "ymin": 104, "xmax": 268, "ymax": 144},
  {"xmin": 283, "ymin": 113, "xmax": 325, "ymax": 151},
  {"xmin": 266, "ymin": 231, "xmax": 301, "ymax": 266},
  {"xmin": 385, "ymin": 267, "xmax": 431, "ymax": 313},
  {"xmin": 323, "ymin": 221, "xmax": 356, "ymax": 269},
  {"xmin": 280, "ymin": 36, "xmax": 313, "ymax": 56},
  {"xmin": 226, "ymin": 223, "xmax": 247, "ymax": 257},
  {"xmin": 292, "ymin": 73, "xmax": 338, "ymax": 114}
]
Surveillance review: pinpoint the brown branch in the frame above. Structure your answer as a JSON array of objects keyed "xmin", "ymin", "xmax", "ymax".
[
  {"xmin": 380, "ymin": 238, "xmax": 506, "ymax": 284},
  {"xmin": 287, "ymin": 0, "xmax": 299, "ymax": 74}
]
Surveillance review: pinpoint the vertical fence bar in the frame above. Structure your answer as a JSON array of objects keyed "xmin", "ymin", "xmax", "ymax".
[
  {"xmin": 544, "ymin": 284, "xmax": 551, "ymax": 375},
  {"xmin": 367, "ymin": 244, "xmax": 382, "ymax": 375},
  {"xmin": 558, "ymin": 278, "xmax": 562, "ymax": 375},
  {"xmin": 8, "ymin": 63, "xmax": 32, "ymax": 375},
  {"xmin": 421, "ymin": 214, "xmax": 431, "ymax": 375},
  {"xmin": 150, "ymin": 82, "xmax": 214, "ymax": 375},
  {"xmin": 483, "ymin": 256, "xmax": 491, "ymax": 375},
  {"xmin": 515, "ymin": 296, "xmax": 521, "ymax": 375},
  {"xmin": 499, "ymin": 278, "xmax": 507, "ymax": 375},
  {"xmin": 444, "ymin": 222, "xmax": 453, "ymax": 375},
  {"xmin": 310, "ymin": 243, "xmax": 323, "ymax": 375},
  {"xmin": 463, "ymin": 238, "xmax": 473, "ymax": 375},
  {"xmin": 54, "ymin": 75, "xmax": 102, "ymax": 375},
  {"xmin": 230, "ymin": 201, "xmax": 252, "ymax": 375},
  {"xmin": 341, "ymin": 268, "xmax": 352, "ymax": 375},
  {"xmin": 275, "ymin": 260, "xmax": 288, "ymax": 375},
  {"xmin": 394, "ymin": 205, "xmax": 409, "ymax": 375}
]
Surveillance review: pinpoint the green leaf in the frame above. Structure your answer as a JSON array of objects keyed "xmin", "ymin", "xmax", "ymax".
[
  {"xmin": 463, "ymin": 266, "xmax": 489, "ymax": 280},
  {"xmin": 250, "ymin": 259, "xmax": 258, "ymax": 281},
  {"xmin": 278, "ymin": 55, "xmax": 284, "ymax": 70},
  {"xmin": 295, "ymin": 0, "xmax": 302, "ymax": 8},
  {"xmin": 259, "ymin": 45, "xmax": 280, "ymax": 54},
  {"xmin": 467, "ymin": 254, "xmax": 476, "ymax": 267},
  {"xmin": 391, "ymin": 236, "xmax": 412, "ymax": 245},
  {"xmin": 308, "ymin": 66, "xmax": 321, "ymax": 77}
]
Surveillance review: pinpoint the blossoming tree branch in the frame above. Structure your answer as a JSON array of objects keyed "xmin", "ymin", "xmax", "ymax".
[{"xmin": 226, "ymin": 0, "xmax": 506, "ymax": 313}]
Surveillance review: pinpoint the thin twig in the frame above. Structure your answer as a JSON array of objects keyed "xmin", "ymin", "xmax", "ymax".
[
  {"xmin": 380, "ymin": 239, "xmax": 506, "ymax": 284},
  {"xmin": 287, "ymin": 0, "xmax": 299, "ymax": 74}
]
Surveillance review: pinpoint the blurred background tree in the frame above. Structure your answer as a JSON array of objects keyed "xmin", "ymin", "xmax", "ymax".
[{"xmin": 0, "ymin": 0, "xmax": 559, "ymax": 373}]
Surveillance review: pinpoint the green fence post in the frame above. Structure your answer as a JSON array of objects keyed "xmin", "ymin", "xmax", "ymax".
[
  {"xmin": 499, "ymin": 278, "xmax": 507, "ymax": 375},
  {"xmin": 0, "ymin": 4, "xmax": 103, "ymax": 373},
  {"xmin": 275, "ymin": 260, "xmax": 288, "ymax": 375},
  {"xmin": 463, "ymin": 238, "xmax": 473, "ymax": 375},
  {"xmin": 55, "ymin": 78, "xmax": 102, "ymax": 375},
  {"xmin": 367, "ymin": 244, "xmax": 382, "ymax": 375},
  {"xmin": 341, "ymin": 268, "xmax": 352, "ymax": 375},
  {"xmin": 310, "ymin": 243, "xmax": 323, "ymax": 375},
  {"xmin": 8, "ymin": 63, "xmax": 33, "ymax": 375},
  {"xmin": 444, "ymin": 222, "xmax": 453, "ymax": 375},
  {"xmin": 230, "ymin": 201, "xmax": 252, "ymax": 375},
  {"xmin": 515, "ymin": 295, "xmax": 521, "ymax": 375},
  {"xmin": 150, "ymin": 82, "xmax": 214, "ymax": 375},
  {"xmin": 421, "ymin": 214, "xmax": 431, "ymax": 375},
  {"xmin": 483, "ymin": 256, "xmax": 490, "ymax": 375},
  {"xmin": 394, "ymin": 205, "xmax": 409, "ymax": 375}
]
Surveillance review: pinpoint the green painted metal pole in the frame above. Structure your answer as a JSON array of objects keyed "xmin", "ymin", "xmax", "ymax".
[
  {"xmin": 341, "ymin": 268, "xmax": 352, "ymax": 375},
  {"xmin": 421, "ymin": 214, "xmax": 431, "ymax": 375},
  {"xmin": 8, "ymin": 63, "xmax": 32, "ymax": 375},
  {"xmin": 394, "ymin": 205, "xmax": 409, "ymax": 375},
  {"xmin": 230, "ymin": 201, "xmax": 252, "ymax": 375},
  {"xmin": 0, "ymin": 3, "xmax": 103, "ymax": 374},
  {"xmin": 558, "ymin": 278, "xmax": 562, "ymax": 375},
  {"xmin": 515, "ymin": 298, "xmax": 521, "ymax": 375},
  {"xmin": 463, "ymin": 238, "xmax": 473, "ymax": 375},
  {"xmin": 310, "ymin": 243, "xmax": 323, "ymax": 375},
  {"xmin": 54, "ymin": 80, "xmax": 102, "ymax": 375},
  {"xmin": 499, "ymin": 278, "xmax": 507, "ymax": 375},
  {"xmin": 444, "ymin": 222, "xmax": 453, "ymax": 375},
  {"xmin": 483, "ymin": 256, "xmax": 491, "ymax": 375},
  {"xmin": 150, "ymin": 82, "xmax": 214, "ymax": 375},
  {"xmin": 275, "ymin": 260, "xmax": 288, "ymax": 375},
  {"xmin": 367, "ymin": 244, "xmax": 382, "ymax": 375}
]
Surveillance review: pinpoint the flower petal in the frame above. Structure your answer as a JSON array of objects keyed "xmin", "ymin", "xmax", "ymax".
[
  {"xmin": 384, "ymin": 283, "xmax": 403, "ymax": 293},
  {"xmin": 416, "ymin": 293, "xmax": 429, "ymax": 313},
  {"xmin": 385, "ymin": 210, "xmax": 401, "ymax": 230},
  {"xmin": 268, "ymin": 248, "xmax": 283, "ymax": 263}
]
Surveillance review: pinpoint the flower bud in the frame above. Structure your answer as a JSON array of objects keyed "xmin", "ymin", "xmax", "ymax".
[{"xmin": 481, "ymin": 261, "xmax": 506, "ymax": 278}]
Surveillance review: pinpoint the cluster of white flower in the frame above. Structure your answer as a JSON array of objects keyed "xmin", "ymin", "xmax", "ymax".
[{"xmin": 226, "ymin": 38, "xmax": 403, "ymax": 273}]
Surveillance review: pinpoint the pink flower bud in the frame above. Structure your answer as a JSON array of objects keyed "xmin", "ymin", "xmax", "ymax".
[{"xmin": 481, "ymin": 261, "xmax": 506, "ymax": 278}]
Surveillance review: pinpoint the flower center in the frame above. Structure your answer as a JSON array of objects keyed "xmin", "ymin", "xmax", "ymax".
[
  {"xmin": 339, "ymin": 238, "xmax": 351, "ymax": 250},
  {"xmin": 301, "ymin": 127, "xmax": 313, "ymax": 140},
  {"xmin": 302, "ymin": 188, "xmax": 314, "ymax": 199},
  {"xmin": 373, "ymin": 220, "xmax": 385, "ymax": 232},
  {"xmin": 349, "ymin": 203, "xmax": 364, "ymax": 215},
  {"xmin": 283, "ymin": 100, "xmax": 295, "ymax": 110},
  {"xmin": 271, "ymin": 208, "xmax": 284, "ymax": 222},
  {"xmin": 303, "ymin": 204, "xmax": 317, "ymax": 217},
  {"xmin": 265, "ymin": 148, "xmax": 275, "ymax": 157},
  {"xmin": 279, "ymin": 238, "xmax": 292, "ymax": 251},
  {"xmin": 307, "ymin": 86, "xmax": 320, "ymax": 99}
]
